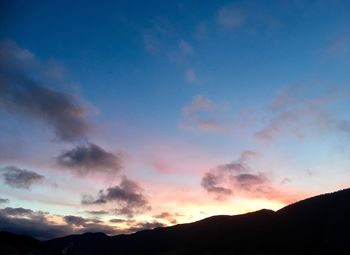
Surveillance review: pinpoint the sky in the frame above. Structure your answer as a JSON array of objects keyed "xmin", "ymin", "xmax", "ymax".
[{"xmin": 1, "ymin": 0, "xmax": 350, "ymax": 240}]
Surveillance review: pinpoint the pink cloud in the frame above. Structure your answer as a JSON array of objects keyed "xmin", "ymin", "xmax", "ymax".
[
  {"xmin": 180, "ymin": 95, "xmax": 229, "ymax": 133},
  {"xmin": 182, "ymin": 95, "xmax": 217, "ymax": 115},
  {"xmin": 255, "ymin": 86, "xmax": 339, "ymax": 141}
]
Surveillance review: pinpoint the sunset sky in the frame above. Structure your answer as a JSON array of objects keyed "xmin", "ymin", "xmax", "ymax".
[{"xmin": 1, "ymin": 0, "xmax": 350, "ymax": 240}]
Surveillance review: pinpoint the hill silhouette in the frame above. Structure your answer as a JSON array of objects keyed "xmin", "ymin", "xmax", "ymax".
[{"xmin": 2, "ymin": 188, "xmax": 350, "ymax": 254}]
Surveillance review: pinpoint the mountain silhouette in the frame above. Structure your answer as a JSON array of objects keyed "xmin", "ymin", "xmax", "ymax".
[{"xmin": 2, "ymin": 188, "xmax": 350, "ymax": 254}]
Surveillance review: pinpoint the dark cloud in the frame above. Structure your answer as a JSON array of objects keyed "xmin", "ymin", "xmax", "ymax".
[
  {"xmin": 0, "ymin": 207, "xmax": 71, "ymax": 240},
  {"xmin": 1, "ymin": 166, "xmax": 44, "ymax": 189},
  {"xmin": 86, "ymin": 210, "xmax": 109, "ymax": 215},
  {"xmin": 64, "ymin": 215, "xmax": 86, "ymax": 227},
  {"xmin": 0, "ymin": 206, "xmax": 120, "ymax": 240},
  {"xmin": 0, "ymin": 206, "xmax": 172, "ymax": 240},
  {"xmin": 201, "ymin": 151, "xmax": 274, "ymax": 200},
  {"xmin": 82, "ymin": 177, "xmax": 150, "ymax": 217},
  {"xmin": 81, "ymin": 193, "xmax": 107, "ymax": 205},
  {"xmin": 0, "ymin": 198, "xmax": 9, "ymax": 204},
  {"xmin": 201, "ymin": 172, "xmax": 233, "ymax": 196},
  {"xmin": 56, "ymin": 143, "xmax": 122, "ymax": 175},
  {"xmin": 109, "ymin": 218, "xmax": 127, "ymax": 223},
  {"xmin": 235, "ymin": 173, "xmax": 263, "ymax": 184},
  {"xmin": 1, "ymin": 207, "xmax": 35, "ymax": 216},
  {"xmin": 234, "ymin": 173, "xmax": 266, "ymax": 190},
  {"xmin": 217, "ymin": 162, "xmax": 247, "ymax": 173},
  {"xmin": 0, "ymin": 40, "xmax": 90, "ymax": 142},
  {"xmin": 216, "ymin": 150, "xmax": 258, "ymax": 173}
]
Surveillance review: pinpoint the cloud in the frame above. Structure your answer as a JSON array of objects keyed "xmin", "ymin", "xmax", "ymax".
[
  {"xmin": 216, "ymin": 151, "xmax": 259, "ymax": 173},
  {"xmin": 0, "ymin": 198, "xmax": 9, "ymax": 205},
  {"xmin": 234, "ymin": 173, "xmax": 267, "ymax": 190},
  {"xmin": 1, "ymin": 166, "xmax": 44, "ymax": 189},
  {"xmin": 79, "ymin": 223, "xmax": 117, "ymax": 235},
  {"xmin": 1, "ymin": 207, "xmax": 35, "ymax": 216},
  {"xmin": 141, "ymin": 18, "xmax": 195, "ymax": 63},
  {"xmin": 183, "ymin": 95, "xmax": 217, "ymax": 115},
  {"xmin": 63, "ymin": 214, "xmax": 118, "ymax": 234},
  {"xmin": 82, "ymin": 177, "xmax": 150, "ymax": 217},
  {"xmin": 180, "ymin": 95, "xmax": 228, "ymax": 132},
  {"xmin": 0, "ymin": 40, "xmax": 91, "ymax": 142},
  {"xmin": 201, "ymin": 150, "xmax": 274, "ymax": 200},
  {"xmin": 201, "ymin": 172, "xmax": 233, "ymax": 197},
  {"xmin": 217, "ymin": 5, "xmax": 245, "ymax": 30},
  {"xmin": 56, "ymin": 143, "xmax": 122, "ymax": 175},
  {"xmin": 281, "ymin": 178, "xmax": 291, "ymax": 185},
  {"xmin": 184, "ymin": 68, "xmax": 200, "ymax": 84}
]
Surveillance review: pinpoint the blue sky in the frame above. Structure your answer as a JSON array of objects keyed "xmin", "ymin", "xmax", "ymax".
[{"xmin": 1, "ymin": 0, "xmax": 350, "ymax": 239}]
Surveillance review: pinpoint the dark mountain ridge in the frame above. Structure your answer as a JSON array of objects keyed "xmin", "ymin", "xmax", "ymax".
[{"xmin": 2, "ymin": 188, "xmax": 350, "ymax": 254}]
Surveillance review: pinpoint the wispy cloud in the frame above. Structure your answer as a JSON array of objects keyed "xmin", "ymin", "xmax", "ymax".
[
  {"xmin": 255, "ymin": 86, "xmax": 339, "ymax": 141},
  {"xmin": 216, "ymin": 5, "xmax": 245, "ymax": 30},
  {"xmin": 168, "ymin": 40, "xmax": 194, "ymax": 62},
  {"xmin": 324, "ymin": 36, "xmax": 350, "ymax": 57},
  {"xmin": 184, "ymin": 68, "xmax": 200, "ymax": 84}
]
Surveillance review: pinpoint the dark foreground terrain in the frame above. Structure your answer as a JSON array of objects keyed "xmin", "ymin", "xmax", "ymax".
[{"xmin": 1, "ymin": 188, "xmax": 350, "ymax": 254}]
